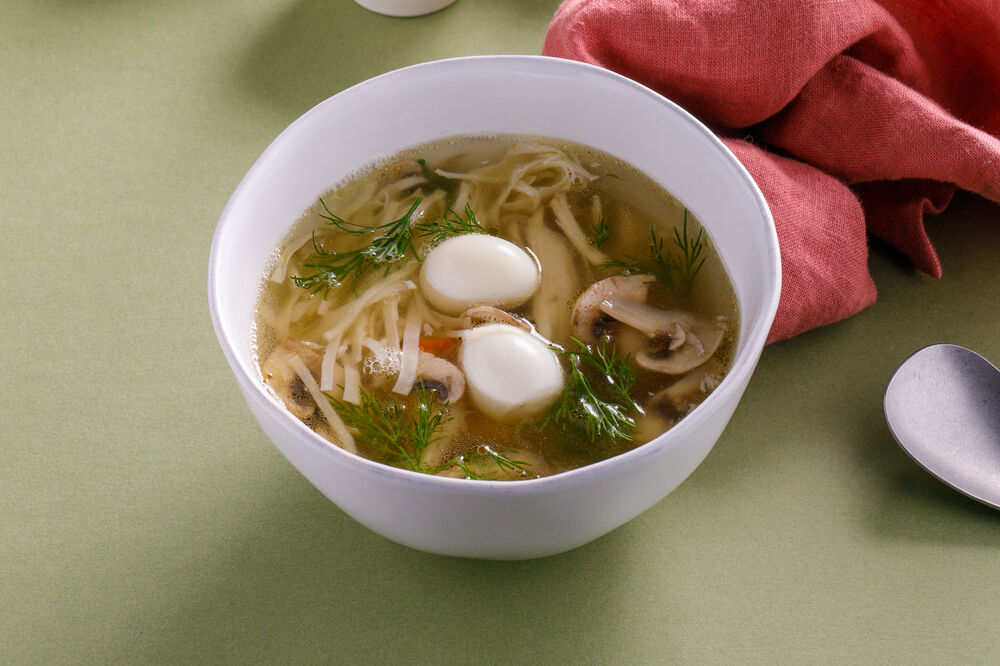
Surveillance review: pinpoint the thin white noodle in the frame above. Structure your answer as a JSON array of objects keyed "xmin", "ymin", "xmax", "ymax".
[
  {"xmin": 288, "ymin": 355, "xmax": 357, "ymax": 454},
  {"xmin": 326, "ymin": 361, "xmax": 345, "ymax": 399},
  {"xmin": 270, "ymin": 230, "xmax": 315, "ymax": 283},
  {"xmin": 392, "ymin": 302, "xmax": 423, "ymax": 395},
  {"xmin": 452, "ymin": 181, "xmax": 471, "ymax": 215},
  {"xmin": 487, "ymin": 159, "xmax": 538, "ymax": 217},
  {"xmin": 432, "ymin": 169, "xmax": 501, "ymax": 184},
  {"xmin": 334, "ymin": 178, "xmax": 378, "ymax": 220},
  {"xmin": 377, "ymin": 192, "xmax": 406, "ymax": 226},
  {"xmin": 383, "ymin": 174, "xmax": 424, "ymax": 197},
  {"xmin": 505, "ymin": 218, "xmax": 525, "ymax": 246},
  {"xmin": 411, "ymin": 290, "xmax": 470, "ymax": 330},
  {"xmin": 319, "ymin": 264, "xmax": 417, "ymax": 343},
  {"xmin": 382, "ymin": 294, "xmax": 401, "ymax": 349},
  {"xmin": 512, "ymin": 180, "xmax": 540, "ymax": 200},
  {"xmin": 319, "ymin": 272, "xmax": 414, "ymax": 391},
  {"xmin": 550, "ymin": 192, "xmax": 608, "ymax": 265},
  {"xmin": 413, "ymin": 189, "xmax": 446, "ymax": 225},
  {"xmin": 341, "ymin": 358, "xmax": 361, "ymax": 405},
  {"xmin": 591, "ymin": 194, "xmax": 603, "ymax": 228},
  {"xmin": 341, "ymin": 316, "xmax": 368, "ymax": 404},
  {"xmin": 362, "ymin": 337, "xmax": 388, "ymax": 354},
  {"xmin": 320, "ymin": 339, "xmax": 340, "ymax": 392},
  {"xmin": 273, "ymin": 295, "xmax": 298, "ymax": 343},
  {"xmin": 290, "ymin": 293, "xmax": 323, "ymax": 323}
]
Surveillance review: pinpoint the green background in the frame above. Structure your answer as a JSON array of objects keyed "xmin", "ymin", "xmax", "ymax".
[{"xmin": 3, "ymin": 1, "xmax": 999, "ymax": 663}]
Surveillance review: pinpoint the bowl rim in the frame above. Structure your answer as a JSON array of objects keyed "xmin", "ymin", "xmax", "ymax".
[{"xmin": 208, "ymin": 54, "xmax": 781, "ymax": 493}]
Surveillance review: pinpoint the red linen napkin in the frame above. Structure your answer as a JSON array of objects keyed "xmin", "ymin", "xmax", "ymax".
[{"xmin": 543, "ymin": 0, "xmax": 1000, "ymax": 342}]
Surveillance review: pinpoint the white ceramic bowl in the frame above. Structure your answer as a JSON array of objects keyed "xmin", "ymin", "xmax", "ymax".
[
  {"xmin": 354, "ymin": 0, "xmax": 457, "ymax": 17},
  {"xmin": 209, "ymin": 56, "xmax": 780, "ymax": 559}
]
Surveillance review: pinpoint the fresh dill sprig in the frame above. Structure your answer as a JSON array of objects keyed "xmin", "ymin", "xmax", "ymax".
[
  {"xmin": 292, "ymin": 198, "xmax": 421, "ymax": 296},
  {"xmin": 326, "ymin": 386, "xmax": 534, "ymax": 479},
  {"xmin": 316, "ymin": 198, "xmax": 371, "ymax": 235},
  {"xmin": 411, "ymin": 386, "xmax": 449, "ymax": 462},
  {"xmin": 326, "ymin": 384, "xmax": 448, "ymax": 472},
  {"xmin": 358, "ymin": 198, "xmax": 421, "ymax": 264},
  {"xmin": 573, "ymin": 338, "xmax": 640, "ymax": 412},
  {"xmin": 292, "ymin": 235, "xmax": 371, "ymax": 296},
  {"xmin": 671, "ymin": 208, "xmax": 707, "ymax": 295},
  {"xmin": 417, "ymin": 158, "xmax": 460, "ymax": 205},
  {"xmin": 326, "ymin": 389, "xmax": 415, "ymax": 469},
  {"xmin": 588, "ymin": 216, "xmax": 611, "ymax": 248},
  {"xmin": 600, "ymin": 208, "xmax": 707, "ymax": 297},
  {"xmin": 413, "ymin": 204, "xmax": 486, "ymax": 246},
  {"xmin": 444, "ymin": 447, "xmax": 535, "ymax": 480},
  {"xmin": 546, "ymin": 338, "xmax": 640, "ymax": 445}
]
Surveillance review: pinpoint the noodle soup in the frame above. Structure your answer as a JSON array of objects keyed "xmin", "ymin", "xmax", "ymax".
[{"xmin": 253, "ymin": 136, "xmax": 738, "ymax": 480}]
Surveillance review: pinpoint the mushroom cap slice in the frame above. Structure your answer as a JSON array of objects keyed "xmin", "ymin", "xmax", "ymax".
[
  {"xmin": 597, "ymin": 294, "xmax": 725, "ymax": 375},
  {"xmin": 414, "ymin": 351, "xmax": 465, "ymax": 403},
  {"xmin": 462, "ymin": 305, "xmax": 532, "ymax": 332},
  {"xmin": 570, "ymin": 274, "xmax": 652, "ymax": 342},
  {"xmin": 262, "ymin": 338, "xmax": 324, "ymax": 419},
  {"xmin": 636, "ymin": 325, "xmax": 725, "ymax": 375},
  {"xmin": 632, "ymin": 359, "xmax": 723, "ymax": 442},
  {"xmin": 596, "ymin": 294, "xmax": 696, "ymax": 336}
]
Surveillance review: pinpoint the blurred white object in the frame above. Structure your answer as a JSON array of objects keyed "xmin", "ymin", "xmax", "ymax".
[{"xmin": 354, "ymin": 0, "xmax": 457, "ymax": 17}]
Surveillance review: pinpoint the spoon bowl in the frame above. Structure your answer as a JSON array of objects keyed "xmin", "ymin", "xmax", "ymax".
[{"xmin": 884, "ymin": 344, "xmax": 1000, "ymax": 509}]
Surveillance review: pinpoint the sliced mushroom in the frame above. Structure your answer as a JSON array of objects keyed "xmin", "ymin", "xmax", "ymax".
[
  {"xmin": 462, "ymin": 305, "xmax": 532, "ymax": 332},
  {"xmin": 632, "ymin": 360, "xmax": 722, "ymax": 442},
  {"xmin": 636, "ymin": 326, "xmax": 724, "ymax": 375},
  {"xmin": 261, "ymin": 338, "xmax": 325, "ymax": 419},
  {"xmin": 570, "ymin": 274, "xmax": 652, "ymax": 343},
  {"xmin": 596, "ymin": 294, "xmax": 693, "ymax": 337},
  {"xmin": 598, "ymin": 292, "xmax": 725, "ymax": 375},
  {"xmin": 414, "ymin": 351, "xmax": 465, "ymax": 402}
]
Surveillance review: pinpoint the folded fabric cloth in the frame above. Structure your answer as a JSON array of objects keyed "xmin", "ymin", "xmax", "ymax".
[{"xmin": 543, "ymin": 0, "xmax": 1000, "ymax": 342}]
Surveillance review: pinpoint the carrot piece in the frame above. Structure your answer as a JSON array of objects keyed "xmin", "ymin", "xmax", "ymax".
[{"xmin": 418, "ymin": 337, "xmax": 459, "ymax": 355}]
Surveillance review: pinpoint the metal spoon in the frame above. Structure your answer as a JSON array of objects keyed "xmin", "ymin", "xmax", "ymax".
[{"xmin": 884, "ymin": 344, "xmax": 1000, "ymax": 509}]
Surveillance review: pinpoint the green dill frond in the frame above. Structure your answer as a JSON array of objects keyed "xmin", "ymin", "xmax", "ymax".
[
  {"xmin": 413, "ymin": 204, "xmax": 486, "ymax": 246},
  {"xmin": 317, "ymin": 198, "xmax": 371, "ymax": 235},
  {"xmin": 444, "ymin": 447, "xmax": 535, "ymax": 480},
  {"xmin": 292, "ymin": 198, "xmax": 421, "ymax": 297},
  {"xmin": 410, "ymin": 385, "xmax": 449, "ymax": 463},
  {"xmin": 545, "ymin": 338, "xmax": 639, "ymax": 445},
  {"xmin": 325, "ymin": 384, "xmax": 449, "ymax": 473},
  {"xmin": 588, "ymin": 216, "xmax": 611, "ymax": 248},
  {"xmin": 599, "ymin": 208, "xmax": 707, "ymax": 298},
  {"xmin": 672, "ymin": 208, "xmax": 707, "ymax": 295},
  {"xmin": 417, "ymin": 158, "xmax": 460, "ymax": 205},
  {"xmin": 326, "ymin": 389, "xmax": 418, "ymax": 470}
]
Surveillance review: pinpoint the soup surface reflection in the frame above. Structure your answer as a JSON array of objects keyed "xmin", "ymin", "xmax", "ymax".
[{"xmin": 254, "ymin": 136, "xmax": 738, "ymax": 480}]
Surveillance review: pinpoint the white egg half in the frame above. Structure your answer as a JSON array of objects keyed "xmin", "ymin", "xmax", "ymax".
[
  {"xmin": 460, "ymin": 324, "xmax": 564, "ymax": 423},
  {"xmin": 419, "ymin": 234, "xmax": 540, "ymax": 315}
]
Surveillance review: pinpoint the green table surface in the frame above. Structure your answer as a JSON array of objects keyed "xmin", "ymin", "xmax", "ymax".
[{"xmin": 3, "ymin": 1, "xmax": 999, "ymax": 663}]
